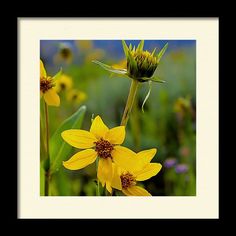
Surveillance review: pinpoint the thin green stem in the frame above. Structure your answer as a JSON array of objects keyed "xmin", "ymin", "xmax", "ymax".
[
  {"xmin": 121, "ymin": 79, "xmax": 139, "ymax": 126},
  {"xmin": 130, "ymin": 98, "xmax": 141, "ymax": 151},
  {"xmin": 44, "ymin": 102, "xmax": 50, "ymax": 196}
]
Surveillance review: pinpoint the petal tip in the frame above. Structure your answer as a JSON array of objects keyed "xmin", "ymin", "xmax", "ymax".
[
  {"xmin": 61, "ymin": 131, "xmax": 66, "ymax": 138},
  {"xmin": 152, "ymin": 148, "xmax": 157, "ymax": 155},
  {"xmin": 94, "ymin": 115, "xmax": 101, "ymax": 121},
  {"xmin": 62, "ymin": 161, "xmax": 68, "ymax": 168}
]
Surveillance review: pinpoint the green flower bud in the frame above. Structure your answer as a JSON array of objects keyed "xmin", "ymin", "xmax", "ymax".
[
  {"xmin": 127, "ymin": 50, "xmax": 158, "ymax": 81},
  {"xmin": 93, "ymin": 40, "xmax": 168, "ymax": 84}
]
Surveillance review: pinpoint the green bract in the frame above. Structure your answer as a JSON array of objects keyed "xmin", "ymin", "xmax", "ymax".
[{"xmin": 93, "ymin": 40, "xmax": 168, "ymax": 83}]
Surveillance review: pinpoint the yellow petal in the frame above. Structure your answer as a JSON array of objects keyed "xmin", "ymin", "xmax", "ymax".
[
  {"xmin": 90, "ymin": 116, "xmax": 109, "ymax": 139},
  {"xmin": 61, "ymin": 129, "xmax": 97, "ymax": 149},
  {"xmin": 135, "ymin": 163, "xmax": 162, "ymax": 181},
  {"xmin": 111, "ymin": 164, "xmax": 122, "ymax": 190},
  {"xmin": 40, "ymin": 59, "xmax": 47, "ymax": 77},
  {"xmin": 111, "ymin": 146, "xmax": 139, "ymax": 172},
  {"xmin": 63, "ymin": 149, "xmax": 97, "ymax": 170},
  {"xmin": 137, "ymin": 148, "xmax": 157, "ymax": 166},
  {"xmin": 40, "ymin": 91, "xmax": 43, "ymax": 98},
  {"xmin": 123, "ymin": 186, "xmax": 151, "ymax": 196},
  {"xmin": 97, "ymin": 157, "xmax": 112, "ymax": 187},
  {"xmin": 44, "ymin": 88, "xmax": 60, "ymax": 107},
  {"xmin": 105, "ymin": 126, "xmax": 125, "ymax": 145},
  {"xmin": 106, "ymin": 181, "xmax": 112, "ymax": 194}
]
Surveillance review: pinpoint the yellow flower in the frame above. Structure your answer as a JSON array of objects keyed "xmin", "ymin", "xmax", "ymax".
[
  {"xmin": 76, "ymin": 40, "xmax": 93, "ymax": 51},
  {"xmin": 112, "ymin": 59, "xmax": 127, "ymax": 70},
  {"xmin": 85, "ymin": 49, "xmax": 105, "ymax": 63},
  {"xmin": 173, "ymin": 96, "xmax": 191, "ymax": 114},
  {"xmin": 93, "ymin": 40, "xmax": 168, "ymax": 83},
  {"xmin": 40, "ymin": 59, "xmax": 61, "ymax": 107},
  {"xmin": 55, "ymin": 74, "xmax": 73, "ymax": 93},
  {"xmin": 62, "ymin": 116, "xmax": 133, "ymax": 192},
  {"xmin": 66, "ymin": 89, "xmax": 87, "ymax": 104},
  {"xmin": 110, "ymin": 148, "xmax": 162, "ymax": 196}
]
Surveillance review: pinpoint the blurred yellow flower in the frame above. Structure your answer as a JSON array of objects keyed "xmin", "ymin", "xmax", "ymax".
[
  {"xmin": 173, "ymin": 96, "xmax": 192, "ymax": 117},
  {"xmin": 112, "ymin": 59, "xmax": 127, "ymax": 70},
  {"xmin": 66, "ymin": 89, "xmax": 87, "ymax": 104},
  {"xmin": 110, "ymin": 149, "xmax": 162, "ymax": 196},
  {"xmin": 40, "ymin": 59, "xmax": 61, "ymax": 107},
  {"xmin": 76, "ymin": 40, "xmax": 93, "ymax": 51},
  {"xmin": 55, "ymin": 74, "xmax": 73, "ymax": 93},
  {"xmin": 62, "ymin": 116, "xmax": 133, "ymax": 192},
  {"xmin": 54, "ymin": 43, "xmax": 73, "ymax": 64},
  {"xmin": 85, "ymin": 49, "xmax": 104, "ymax": 63}
]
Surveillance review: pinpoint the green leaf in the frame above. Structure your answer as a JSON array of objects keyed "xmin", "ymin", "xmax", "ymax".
[
  {"xmin": 109, "ymin": 72, "xmax": 131, "ymax": 80},
  {"xmin": 151, "ymin": 47, "xmax": 157, "ymax": 56},
  {"xmin": 157, "ymin": 43, "xmax": 168, "ymax": 63},
  {"xmin": 122, "ymin": 40, "xmax": 129, "ymax": 58},
  {"xmin": 52, "ymin": 68, "xmax": 62, "ymax": 81},
  {"xmin": 129, "ymin": 43, "xmax": 132, "ymax": 51},
  {"xmin": 141, "ymin": 81, "xmax": 152, "ymax": 113},
  {"xmin": 49, "ymin": 105, "xmax": 86, "ymax": 174},
  {"xmin": 151, "ymin": 76, "xmax": 166, "ymax": 83},
  {"xmin": 127, "ymin": 50, "xmax": 138, "ymax": 73},
  {"xmin": 54, "ymin": 170, "xmax": 75, "ymax": 196},
  {"xmin": 137, "ymin": 40, "xmax": 144, "ymax": 51},
  {"xmin": 92, "ymin": 60, "xmax": 127, "ymax": 75}
]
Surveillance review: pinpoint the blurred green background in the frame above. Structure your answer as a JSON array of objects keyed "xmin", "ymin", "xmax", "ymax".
[{"xmin": 40, "ymin": 40, "xmax": 196, "ymax": 196}]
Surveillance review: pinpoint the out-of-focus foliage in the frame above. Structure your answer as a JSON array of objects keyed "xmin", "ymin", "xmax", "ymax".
[{"xmin": 40, "ymin": 40, "xmax": 196, "ymax": 196}]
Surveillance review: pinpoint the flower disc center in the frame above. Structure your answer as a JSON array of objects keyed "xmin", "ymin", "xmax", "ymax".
[
  {"xmin": 40, "ymin": 77, "xmax": 54, "ymax": 93},
  {"xmin": 94, "ymin": 138, "xmax": 114, "ymax": 159},
  {"xmin": 60, "ymin": 83, "xmax": 66, "ymax": 90},
  {"xmin": 120, "ymin": 172, "xmax": 136, "ymax": 189}
]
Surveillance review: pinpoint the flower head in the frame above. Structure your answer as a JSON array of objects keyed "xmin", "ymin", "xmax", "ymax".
[
  {"xmin": 112, "ymin": 59, "xmax": 127, "ymax": 70},
  {"xmin": 110, "ymin": 148, "xmax": 162, "ymax": 196},
  {"xmin": 174, "ymin": 96, "xmax": 191, "ymax": 115},
  {"xmin": 76, "ymin": 40, "xmax": 93, "ymax": 51},
  {"xmin": 55, "ymin": 74, "xmax": 73, "ymax": 93},
  {"xmin": 164, "ymin": 158, "xmax": 177, "ymax": 168},
  {"xmin": 66, "ymin": 89, "xmax": 87, "ymax": 104},
  {"xmin": 179, "ymin": 146, "xmax": 190, "ymax": 158},
  {"xmin": 59, "ymin": 43, "xmax": 73, "ymax": 63},
  {"xmin": 40, "ymin": 59, "xmax": 62, "ymax": 107},
  {"xmin": 53, "ymin": 43, "xmax": 73, "ymax": 65},
  {"xmin": 85, "ymin": 49, "xmax": 105, "ymax": 63},
  {"xmin": 93, "ymin": 40, "xmax": 168, "ymax": 83},
  {"xmin": 62, "ymin": 115, "xmax": 133, "ymax": 192},
  {"xmin": 126, "ymin": 43, "xmax": 158, "ymax": 80},
  {"xmin": 175, "ymin": 164, "xmax": 189, "ymax": 174}
]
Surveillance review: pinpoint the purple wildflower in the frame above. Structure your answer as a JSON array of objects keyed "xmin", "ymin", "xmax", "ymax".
[
  {"xmin": 164, "ymin": 158, "xmax": 177, "ymax": 168},
  {"xmin": 175, "ymin": 164, "xmax": 189, "ymax": 174}
]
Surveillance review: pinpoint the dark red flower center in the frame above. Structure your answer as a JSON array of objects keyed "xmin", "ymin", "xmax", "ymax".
[
  {"xmin": 94, "ymin": 138, "xmax": 114, "ymax": 159},
  {"xmin": 40, "ymin": 77, "xmax": 54, "ymax": 93},
  {"xmin": 120, "ymin": 172, "xmax": 136, "ymax": 189}
]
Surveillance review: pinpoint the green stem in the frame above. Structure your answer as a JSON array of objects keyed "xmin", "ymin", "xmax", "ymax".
[
  {"xmin": 121, "ymin": 79, "xmax": 139, "ymax": 126},
  {"xmin": 130, "ymin": 98, "xmax": 141, "ymax": 151},
  {"xmin": 44, "ymin": 102, "xmax": 50, "ymax": 196}
]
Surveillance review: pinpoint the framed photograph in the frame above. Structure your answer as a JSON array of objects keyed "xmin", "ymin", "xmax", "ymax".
[{"xmin": 18, "ymin": 17, "xmax": 219, "ymax": 218}]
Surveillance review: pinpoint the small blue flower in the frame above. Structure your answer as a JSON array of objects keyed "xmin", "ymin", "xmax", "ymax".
[
  {"xmin": 175, "ymin": 164, "xmax": 189, "ymax": 174},
  {"xmin": 164, "ymin": 158, "xmax": 177, "ymax": 168}
]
